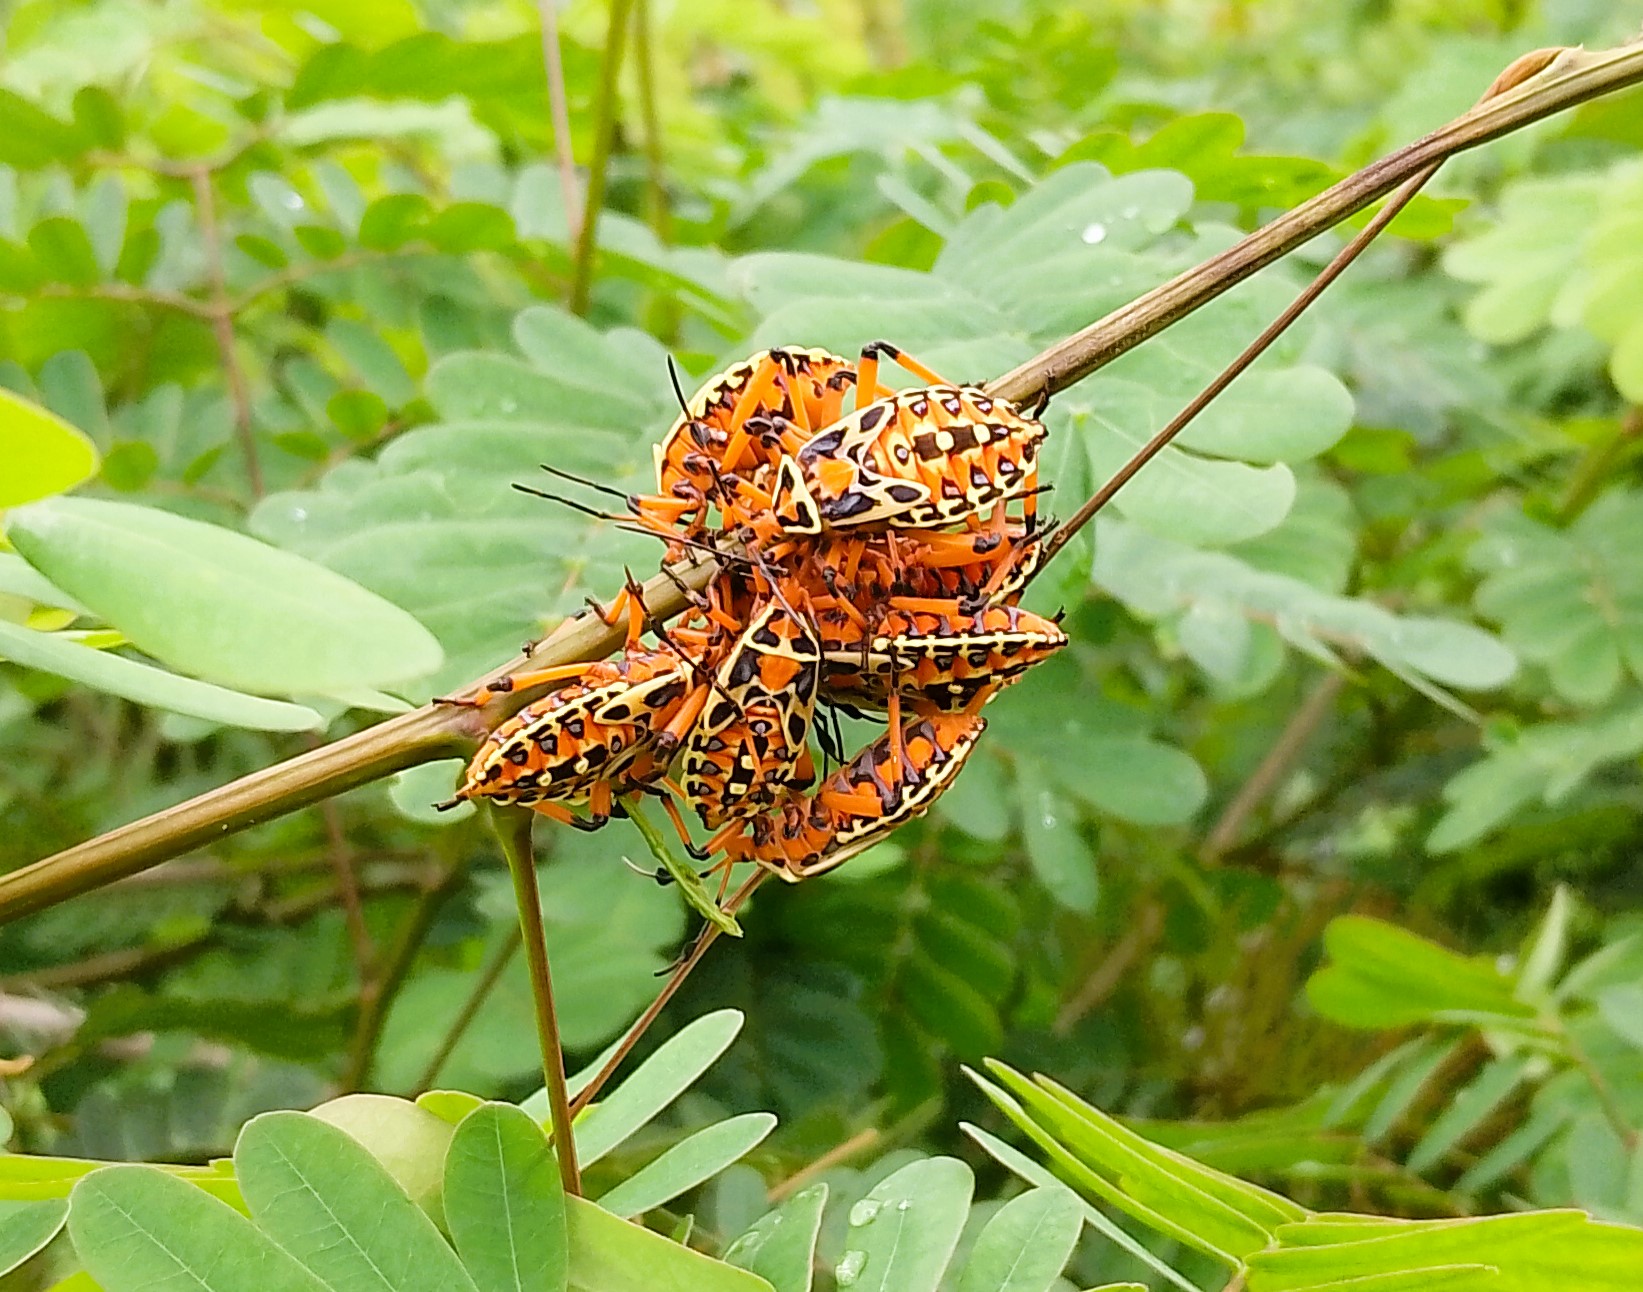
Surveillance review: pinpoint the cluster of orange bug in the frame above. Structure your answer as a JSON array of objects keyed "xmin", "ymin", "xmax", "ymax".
[{"xmin": 438, "ymin": 342, "xmax": 1068, "ymax": 890}]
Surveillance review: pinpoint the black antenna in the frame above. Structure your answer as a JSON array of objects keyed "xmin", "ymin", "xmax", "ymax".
[
  {"xmin": 537, "ymin": 463, "xmax": 632, "ymax": 503},
  {"xmin": 666, "ymin": 356, "xmax": 691, "ymax": 416},
  {"xmin": 511, "ymin": 482, "xmax": 625, "ymax": 524}
]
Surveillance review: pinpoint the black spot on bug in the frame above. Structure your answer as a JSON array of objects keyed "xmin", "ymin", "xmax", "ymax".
[
  {"xmin": 857, "ymin": 404, "xmax": 887, "ymax": 432},
  {"xmin": 888, "ymin": 484, "xmax": 923, "ymax": 504},
  {"xmin": 825, "ymin": 490, "xmax": 876, "ymax": 521}
]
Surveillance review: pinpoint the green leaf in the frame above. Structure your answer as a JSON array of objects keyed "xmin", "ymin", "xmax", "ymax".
[
  {"xmin": 426, "ymin": 202, "xmax": 517, "ymax": 253},
  {"xmin": 0, "ymin": 1199, "xmax": 67, "ymax": 1277},
  {"xmin": 1017, "ymin": 776, "xmax": 1101, "ymax": 913},
  {"xmin": 832, "ymin": 1157, "xmax": 972, "ymax": 1292},
  {"xmin": 359, "ymin": 192, "xmax": 433, "ymax": 250},
  {"xmin": 1404, "ymin": 1057, "xmax": 1530, "ymax": 1176},
  {"xmin": 1597, "ymin": 983, "xmax": 1643, "ymax": 1050},
  {"xmin": 1251, "ymin": 1209, "xmax": 1643, "ymax": 1291},
  {"xmin": 1097, "ymin": 518, "xmax": 1514, "ymax": 698},
  {"xmin": 595, "ymin": 1113, "xmax": 777, "ymax": 1219},
  {"xmin": 444, "ymin": 1104, "xmax": 567, "ymax": 1292},
  {"xmin": 563, "ymin": 1195, "xmax": 773, "ymax": 1292},
  {"xmin": 28, "ymin": 218, "xmax": 101, "ymax": 287},
  {"xmin": 0, "ymin": 90, "xmax": 91, "ymax": 167},
  {"xmin": 1471, "ymin": 497, "xmax": 1643, "ymax": 706},
  {"xmin": 235, "ymin": 1111, "xmax": 479, "ymax": 1292},
  {"xmin": 566, "ymin": 1010, "xmax": 745, "ymax": 1168},
  {"xmin": 1306, "ymin": 916, "xmax": 1536, "ymax": 1029},
  {"xmin": 68, "ymin": 1165, "xmax": 328, "ymax": 1292},
  {"xmin": 959, "ymin": 1122, "xmax": 1199, "ymax": 1292},
  {"xmin": 309, "ymin": 1094, "xmax": 455, "ymax": 1224},
  {"xmin": 970, "ymin": 1063, "xmax": 1298, "ymax": 1266},
  {"xmin": 0, "ymin": 386, "xmax": 98, "ymax": 506},
  {"xmin": 723, "ymin": 1184, "xmax": 827, "ymax": 1292},
  {"xmin": 955, "ymin": 1187, "xmax": 1082, "ymax": 1292},
  {"xmin": 0, "ymin": 618, "xmax": 322, "ymax": 731},
  {"xmin": 6, "ymin": 496, "xmax": 442, "ymax": 694}
]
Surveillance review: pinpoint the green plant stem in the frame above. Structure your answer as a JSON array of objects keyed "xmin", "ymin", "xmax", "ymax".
[
  {"xmin": 494, "ymin": 807, "xmax": 582, "ymax": 1196},
  {"xmin": 1557, "ymin": 407, "xmax": 1642, "ymax": 525},
  {"xmin": 535, "ymin": 0, "xmax": 582, "ymax": 241},
  {"xmin": 569, "ymin": 0, "xmax": 636, "ymax": 315},
  {"xmin": 416, "ymin": 925, "xmax": 523, "ymax": 1091},
  {"xmin": 623, "ymin": 798, "xmax": 741, "ymax": 935},
  {"xmin": 631, "ymin": 0, "xmax": 680, "ymax": 342}
]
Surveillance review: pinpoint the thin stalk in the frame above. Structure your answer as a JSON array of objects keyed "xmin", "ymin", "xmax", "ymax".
[
  {"xmin": 536, "ymin": 0, "xmax": 583, "ymax": 241},
  {"xmin": 1199, "ymin": 672, "xmax": 1346, "ymax": 864},
  {"xmin": 495, "ymin": 808, "xmax": 581, "ymax": 1196},
  {"xmin": 631, "ymin": 0, "xmax": 680, "ymax": 341},
  {"xmin": 1557, "ymin": 407, "xmax": 1642, "ymax": 526},
  {"xmin": 191, "ymin": 167, "xmax": 262, "ymax": 498},
  {"xmin": 416, "ymin": 925, "xmax": 522, "ymax": 1091},
  {"xmin": 988, "ymin": 43, "xmax": 1631, "ymax": 407},
  {"xmin": 316, "ymin": 787, "xmax": 374, "ymax": 982},
  {"xmin": 341, "ymin": 849, "xmax": 470, "ymax": 1092},
  {"xmin": 1038, "ymin": 155, "xmax": 1442, "ymax": 567},
  {"xmin": 568, "ymin": 869, "xmax": 766, "ymax": 1116},
  {"xmin": 569, "ymin": 0, "xmax": 636, "ymax": 315}
]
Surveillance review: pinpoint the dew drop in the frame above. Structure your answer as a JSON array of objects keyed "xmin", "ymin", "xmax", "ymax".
[
  {"xmin": 282, "ymin": 192, "xmax": 304, "ymax": 210},
  {"xmin": 895, "ymin": 1198, "xmax": 911, "ymax": 1212},
  {"xmin": 848, "ymin": 1198, "xmax": 882, "ymax": 1226},
  {"xmin": 1120, "ymin": 204, "xmax": 1140, "ymax": 219},
  {"xmin": 836, "ymin": 1250, "xmax": 867, "ymax": 1285},
  {"xmin": 1080, "ymin": 222, "xmax": 1107, "ymax": 244}
]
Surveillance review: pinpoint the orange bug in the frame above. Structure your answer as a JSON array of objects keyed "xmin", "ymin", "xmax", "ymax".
[{"xmin": 711, "ymin": 709, "xmax": 988, "ymax": 881}]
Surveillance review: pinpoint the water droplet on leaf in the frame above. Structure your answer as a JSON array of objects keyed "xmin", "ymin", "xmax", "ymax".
[
  {"xmin": 848, "ymin": 1198, "xmax": 882, "ymax": 1226},
  {"xmin": 836, "ymin": 1250, "xmax": 867, "ymax": 1285},
  {"xmin": 1081, "ymin": 222, "xmax": 1107, "ymax": 244}
]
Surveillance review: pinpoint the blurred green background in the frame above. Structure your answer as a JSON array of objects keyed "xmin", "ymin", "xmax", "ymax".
[{"xmin": 3, "ymin": 1, "xmax": 1643, "ymax": 1283}]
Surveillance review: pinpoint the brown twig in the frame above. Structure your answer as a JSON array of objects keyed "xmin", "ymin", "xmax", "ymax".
[
  {"xmin": 1200, "ymin": 673, "xmax": 1346, "ymax": 864},
  {"xmin": 1037, "ymin": 154, "xmax": 1443, "ymax": 567},
  {"xmin": 5, "ymin": 41, "xmax": 1641, "ymax": 924},
  {"xmin": 415, "ymin": 925, "xmax": 522, "ymax": 1091},
  {"xmin": 988, "ymin": 43, "xmax": 1635, "ymax": 410},
  {"xmin": 30, "ymin": 282, "xmax": 217, "ymax": 319},
  {"xmin": 569, "ymin": 0, "xmax": 636, "ymax": 314},
  {"xmin": 340, "ymin": 850, "xmax": 470, "ymax": 1092},
  {"xmin": 568, "ymin": 870, "xmax": 766, "ymax": 1117},
  {"xmin": 0, "ymin": 554, "xmax": 718, "ymax": 924},
  {"xmin": 315, "ymin": 776, "xmax": 374, "ymax": 981},
  {"xmin": 767, "ymin": 1128, "xmax": 881, "ymax": 1203},
  {"xmin": 535, "ymin": 0, "xmax": 583, "ymax": 242},
  {"xmin": 191, "ymin": 167, "xmax": 263, "ymax": 498},
  {"xmin": 0, "ymin": 938, "xmax": 213, "ymax": 991},
  {"xmin": 495, "ymin": 809, "xmax": 581, "ymax": 1196},
  {"xmin": 1052, "ymin": 900, "xmax": 1165, "ymax": 1036}
]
